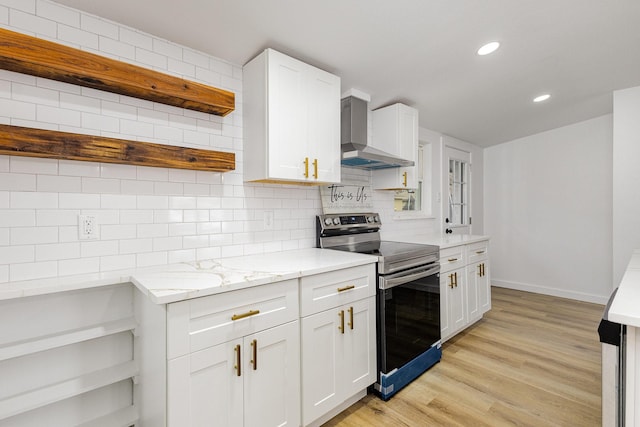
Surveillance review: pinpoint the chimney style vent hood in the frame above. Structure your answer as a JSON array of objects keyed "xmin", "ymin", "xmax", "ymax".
[{"xmin": 341, "ymin": 96, "xmax": 414, "ymax": 170}]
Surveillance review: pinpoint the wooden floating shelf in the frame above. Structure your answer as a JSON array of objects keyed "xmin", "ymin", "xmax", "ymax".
[
  {"xmin": 0, "ymin": 27, "xmax": 235, "ymax": 116},
  {"xmin": 0, "ymin": 124, "xmax": 235, "ymax": 172}
]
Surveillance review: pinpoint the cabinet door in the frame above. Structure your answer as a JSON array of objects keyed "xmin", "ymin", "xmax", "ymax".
[
  {"xmin": 267, "ymin": 50, "xmax": 308, "ymax": 181},
  {"xmin": 342, "ymin": 296, "xmax": 377, "ymax": 397},
  {"xmin": 167, "ymin": 340, "xmax": 243, "ymax": 427},
  {"xmin": 307, "ymin": 66, "xmax": 341, "ymax": 183},
  {"xmin": 441, "ymin": 268, "xmax": 466, "ymax": 342},
  {"xmin": 301, "ymin": 308, "xmax": 342, "ymax": 425},
  {"xmin": 466, "ymin": 262, "xmax": 481, "ymax": 323},
  {"xmin": 244, "ymin": 321, "xmax": 300, "ymax": 427},
  {"xmin": 478, "ymin": 261, "xmax": 491, "ymax": 314}
]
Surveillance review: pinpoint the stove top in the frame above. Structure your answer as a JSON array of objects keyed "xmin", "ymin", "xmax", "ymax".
[{"xmin": 316, "ymin": 213, "xmax": 439, "ymax": 274}]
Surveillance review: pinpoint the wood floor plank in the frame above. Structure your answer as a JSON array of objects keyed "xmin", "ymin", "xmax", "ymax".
[{"xmin": 323, "ymin": 287, "xmax": 604, "ymax": 426}]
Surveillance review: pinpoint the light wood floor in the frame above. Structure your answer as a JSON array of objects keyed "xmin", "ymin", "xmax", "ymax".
[{"xmin": 324, "ymin": 287, "xmax": 604, "ymax": 427}]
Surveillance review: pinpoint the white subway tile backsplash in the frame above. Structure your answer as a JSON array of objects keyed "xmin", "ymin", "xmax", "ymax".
[
  {"xmin": 36, "ymin": 0, "xmax": 78, "ymax": 26},
  {"xmin": 168, "ymin": 58, "xmax": 195, "ymax": 77},
  {"xmin": 10, "ymin": 260, "xmax": 57, "ymax": 281},
  {"xmin": 0, "ymin": 209, "xmax": 36, "ymax": 226},
  {"xmin": 120, "ymin": 179, "xmax": 154, "ymax": 195},
  {"xmin": 153, "ymin": 236, "xmax": 182, "ymax": 251},
  {"xmin": 137, "ymin": 195, "xmax": 168, "ymax": 209},
  {"xmin": 154, "ymin": 181, "xmax": 183, "ymax": 196},
  {"xmin": 153, "ymin": 210, "xmax": 182, "ymax": 223},
  {"xmin": 136, "ymin": 251, "xmax": 167, "ymax": 267},
  {"xmin": 137, "ymin": 223, "xmax": 168, "ymax": 238},
  {"xmin": 36, "ymin": 105, "xmax": 81, "ymax": 126},
  {"xmin": 0, "ymin": 228, "xmax": 9, "ymax": 245},
  {"xmin": 10, "ymin": 156, "xmax": 58, "ymax": 174},
  {"xmin": 119, "ymin": 27, "xmax": 152, "ymax": 50},
  {"xmin": 196, "ymin": 246, "xmax": 220, "ymax": 261},
  {"xmin": 0, "ymin": 156, "xmax": 10, "ymax": 172},
  {"xmin": 59, "ymin": 160, "xmax": 100, "ymax": 177},
  {"xmin": 0, "ymin": 98, "xmax": 36, "ymax": 120},
  {"xmin": 80, "ymin": 13, "xmax": 118, "ymax": 38},
  {"xmin": 37, "ymin": 175, "xmax": 81, "ymax": 193},
  {"xmin": 35, "ymin": 242, "xmax": 79, "ymax": 261},
  {"xmin": 10, "ymin": 226, "xmax": 58, "ymax": 244},
  {"xmin": 120, "ymin": 210, "xmax": 153, "ymax": 224},
  {"xmin": 36, "ymin": 209, "xmax": 79, "ymax": 226},
  {"xmin": 58, "ymin": 256, "xmax": 99, "ymax": 276},
  {"xmin": 99, "ymin": 163, "xmax": 136, "ymax": 180},
  {"xmin": 120, "ymin": 238, "xmax": 152, "ymax": 254},
  {"xmin": 184, "ymin": 183, "xmax": 210, "ymax": 196},
  {"xmin": 100, "ymin": 194, "xmax": 136, "ymax": 209},
  {"xmin": 101, "ymin": 99, "xmax": 137, "ymax": 119},
  {"xmin": 167, "ymin": 248, "xmax": 195, "ymax": 264},
  {"xmin": 10, "ymin": 9, "xmax": 56, "ymax": 36},
  {"xmin": 99, "ymin": 35, "xmax": 135, "ymax": 59},
  {"xmin": 152, "ymin": 38, "xmax": 182, "ymax": 60},
  {"xmin": 10, "ymin": 191, "xmax": 57, "ymax": 208},
  {"xmin": 100, "ymin": 253, "xmax": 135, "ymax": 271},
  {"xmin": 59, "ymin": 193, "xmax": 100, "ymax": 209},
  {"xmin": 169, "ymin": 196, "xmax": 196, "ymax": 209},
  {"xmin": 2, "ymin": 0, "xmax": 35, "ymax": 13},
  {"xmin": 168, "ymin": 222, "xmax": 196, "ymax": 236},
  {"xmin": 0, "ymin": 172, "xmax": 36, "ymax": 191},
  {"xmin": 12, "ymin": 82, "xmax": 59, "ymax": 106},
  {"xmin": 0, "ymin": 265, "xmax": 8, "ymax": 283},
  {"xmin": 82, "ymin": 111, "xmax": 119, "ymax": 132},
  {"xmin": 135, "ymin": 47, "xmax": 167, "ymax": 69},
  {"xmin": 81, "ymin": 240, "xmax": 118, "ymax": 257},
  {"xmin": 57, "ymin": 24, "xmax": 99, "ymax": 49},
  {"xmin": 82, "ymin": 177, "xmax": 120, "ymax": 194},
  {"xmin": 0, "ymin": 244, "xmax": 34, "ymax": 263},
  {"xmin": 100, "ymin": 224, "xmax": 136, "ymax": 240}
]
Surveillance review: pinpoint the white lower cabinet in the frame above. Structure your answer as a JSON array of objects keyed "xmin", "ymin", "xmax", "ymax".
[
  {"xmin": 299, "ymin": 264, "xmax": 377, "ymax": 426},
  {"xmin": 135, "ymin": 278, "xmax": 300, "ymax": 427},
  {"xmin": 167, "ymin": 320, "xmax": 299, "ymax": 427},
  {"xmin": 439, "ymin": 239, "xmax": 491, "ymax": 342}
]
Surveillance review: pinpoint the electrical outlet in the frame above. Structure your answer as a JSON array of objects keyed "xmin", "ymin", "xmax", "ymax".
[
  {"xmin": 78, "ymin": 215, "xmax": 98, "ymax": 240},
  {"xmin": 263, "ymin": 211, "xmax": 274, "ymax": 230}
]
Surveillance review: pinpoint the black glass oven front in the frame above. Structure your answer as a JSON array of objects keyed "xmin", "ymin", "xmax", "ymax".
[{"xmin": 377, "ymin": 265, "xmax": 440, "ymax": 373}]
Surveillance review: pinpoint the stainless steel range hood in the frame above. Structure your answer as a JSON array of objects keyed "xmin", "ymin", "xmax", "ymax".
[{"xmin": 341, "ymin": 96, "xmax": 414, "ymax": 170}]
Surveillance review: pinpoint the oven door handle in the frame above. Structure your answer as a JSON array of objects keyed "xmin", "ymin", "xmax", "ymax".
[{"xmin": 380, "ymin": 265, "xmax": 440, "ymax": 290}]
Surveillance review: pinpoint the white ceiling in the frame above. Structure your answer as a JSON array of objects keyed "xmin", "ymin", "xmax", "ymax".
[{"xmin": 52, "ymin": 0, "xmax": 640, "ymax": 147}]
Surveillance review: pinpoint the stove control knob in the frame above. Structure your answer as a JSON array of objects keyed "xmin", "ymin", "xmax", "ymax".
[
  {"xmin": 333, "ymin": 217, "xmax": 341, "ymax": 225},
  {"xmin": 367, "ymin": 216, "xmax": 374, "ymax": 223},
  {"xmin": 324, "ymin": 218, "xmax": 333, "ymax": 226},
  {"xmin": 374, "ymin": 215, "xmax": 380, "ymax": 223}
]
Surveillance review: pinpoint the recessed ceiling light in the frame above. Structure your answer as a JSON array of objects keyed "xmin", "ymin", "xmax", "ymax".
[
  {"xmin": 477, "ymin": 41, "xmax": 500, "ymax": 56},
  {"xmin": 533, "ymin": 94, "xmax": 551, "ymax": 103}
]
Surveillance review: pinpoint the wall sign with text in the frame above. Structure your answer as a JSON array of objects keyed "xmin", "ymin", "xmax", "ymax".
[{"xmin": 319, "ymin": 184, "xmax": 373, "ymax": 213}]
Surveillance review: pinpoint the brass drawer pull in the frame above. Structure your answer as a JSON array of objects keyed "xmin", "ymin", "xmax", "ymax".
[
  {"xmin": 475, "ymin": 250, "xmax": 485, "ymax": 254},
  {"xmin": 448, "ymin": 258, "xmax": 458, "ymax": 262},
  {"xmin": 338, "ymin": 310, "xmax": 345, "ymax": 334},
  {"xmin": 348, "ymin": 306, "xmax": 354, "ymax": 330},
  {"xmin": 303, "ymin": 157, "xmax": 309, "ymax": 178},
  {"xmin": 234, "ymin": 344, "xmax": 241, "ymax": 377},
  {"xmin": 337, "ymin": 285, "xmax": 355, "ymax": 293},
  {"xmin": 251, "ymin": 339, "xmax": 257, "ymax": 371},
  {"xmin": 231, "ymin": 309, "xmax": 260, "ymax": 321},
  {"xmin": 313, "ymin": 158, "xmax": 318, "ymax": 179}
]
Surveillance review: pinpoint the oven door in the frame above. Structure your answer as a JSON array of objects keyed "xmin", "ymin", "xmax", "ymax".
[{"xmin": 378, "ymin": 264, "xmax": 440, "ymax": 374}]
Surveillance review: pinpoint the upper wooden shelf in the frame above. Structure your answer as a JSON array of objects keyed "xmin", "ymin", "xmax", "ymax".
[{"xmin": 0, "ymin": 27, "xmax": 235, "ymax": 116}]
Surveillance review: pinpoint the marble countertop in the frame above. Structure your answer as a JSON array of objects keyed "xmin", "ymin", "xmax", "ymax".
[
  {"xmin": 0, "ymin": 248, "xmax": 378, "ymax": 305},
  {"xmin": 395, "ymin": 234, "xmax": 490, "ymax": 249},
  {"xmin": 609, "ymin": 249, "xmax": 640, "ymax": 327}
]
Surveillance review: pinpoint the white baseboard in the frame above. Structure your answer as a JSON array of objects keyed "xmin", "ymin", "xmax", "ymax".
[{"xmin": 492, "ymin": 279, "xmax": 609, "ymax": 305}]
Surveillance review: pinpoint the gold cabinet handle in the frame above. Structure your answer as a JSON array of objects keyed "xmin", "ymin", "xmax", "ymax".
[
  {"xmin": 250, "ymin": 339, "xmax": 257, "ymax": 371},
  {"xmin": 337, "ymin": 285, "xmax": 355, "ymax": 293},
  {"xmin": 478, "ymin": 264, "xmax": 482, "ymax": 277},
  {"xmin": 403, "ymin": 171, "xmax": 408, "ymax": 187},
  {"xmin": 448, "ymin": 258, "xmax": 458, "ymax": 262},
  {"xmin": 454, "ymin": 272, "xmax": 458, "ymax": 287},
  {"xmin": 234, "ymin": 344, "xmax": 241, "ymax": 377},
  {"xmin": 476, "ymin": 250, "xmax": 485, "ymax": 254},
  {"xmin": 348, "ymin": 306, "xmax": 354, "ymax": 330},
  {"xmin": 303, "ymin": 157, "xmax": 309, "ymax": 178},
  {"xmin": 231, "ymin": 309, "xmax": 260, "ymax": 321},
  {"xmin": 482, "ymin": 263, "xmax": 486, "ymax": 277},
  {"xmin": 338, "ymin": 310, "xmax": 344, "ymax": 334},
  {"xmin": 448, "ymin": 274, "xmax": 454, "ymax": 288},
  {"xmin": 313, "ymin": 158, "xmax": 318, "ymax": 179}
]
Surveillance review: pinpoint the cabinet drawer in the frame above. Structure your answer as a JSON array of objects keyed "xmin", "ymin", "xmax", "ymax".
[
  {"xmin": 300, "ymin": 264, "xmax": 375, "ymax": 317},
  {"xmin": 439, "ymin": 245, "xmax": 466, "ymax": 273},
  {"xmin": 467, "ymin": 240, "xmax": 489, "ymax": 263},
  {"xmin": 167, "ymin": 279, "xmax": 299, "ymax": 359}
]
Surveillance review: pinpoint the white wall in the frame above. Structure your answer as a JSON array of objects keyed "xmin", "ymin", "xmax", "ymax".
[
  {"xmin": 613, "ymin": 86, "xmax": 640, "ymax": 286},
  {"xmin": 0, "ymin": 0, "xmax": 474, "ymax": 285},
  {"xmin": 484, "ymin": 115, "xmax": 613, "ymax": 303}
]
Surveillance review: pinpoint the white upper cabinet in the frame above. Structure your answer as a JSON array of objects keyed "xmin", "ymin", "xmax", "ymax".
[
  {"xmin": 243, "ymin": 48, "xmax": 341, "ymax": 184},
  {"xmin": 371, "ymin": 103, "xmax": 419, "ymax": 189}
]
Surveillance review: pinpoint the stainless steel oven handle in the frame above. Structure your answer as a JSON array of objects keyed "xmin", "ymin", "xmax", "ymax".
[{"xmin": 380, "ymin": 265, "xmax": 440, "ymax": 290}]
